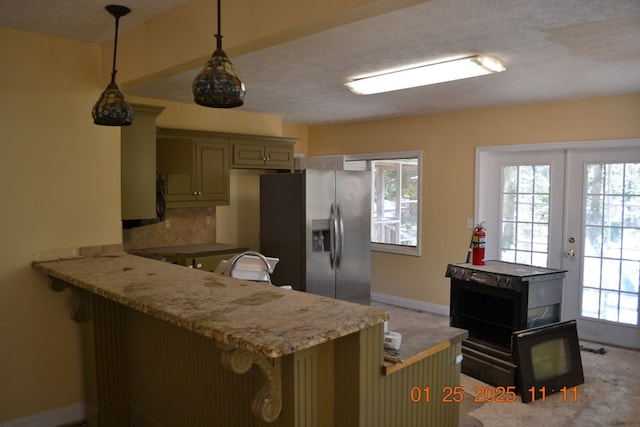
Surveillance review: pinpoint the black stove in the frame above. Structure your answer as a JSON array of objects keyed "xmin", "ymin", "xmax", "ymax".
[{"xmin": 446, "ymin": 261, "xmax": 566, "ymax": 387}]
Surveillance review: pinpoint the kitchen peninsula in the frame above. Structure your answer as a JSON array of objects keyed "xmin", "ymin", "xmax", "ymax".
[{"xmin": 34, "ymin": 253, "xmax": 466, "ymax": 426}]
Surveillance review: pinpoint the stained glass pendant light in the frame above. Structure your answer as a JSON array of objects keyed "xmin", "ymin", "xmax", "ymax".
[
  {"xmin": 192, "ymin": 0, "xmax": 245, "ymax": 108},
  {"xmin": 92, "ymin": 5, "xmax": 134, "ymax": 126}
]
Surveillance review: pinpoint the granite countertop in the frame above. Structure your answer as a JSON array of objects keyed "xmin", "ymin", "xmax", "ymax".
[
  {"xmin": 130, "ymin": 242, "xmax": 249, "ymax": 257},
  {"xmin": 33, "ymin": 254, "xmax": 388, "ymax": 358},
  {"xmin": 382, "ymin": 323, "xmax": 467, "ymax": 375}
]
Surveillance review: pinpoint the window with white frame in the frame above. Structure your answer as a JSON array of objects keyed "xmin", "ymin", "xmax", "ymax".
[{"xmin": 345, "ymin": 152, "xmax": 421, "ymax": 256}]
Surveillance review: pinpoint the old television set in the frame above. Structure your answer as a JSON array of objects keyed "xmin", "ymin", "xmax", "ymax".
[{"xmin": 514, "ymin": 320, "xmax": 584, "ymax": 403}]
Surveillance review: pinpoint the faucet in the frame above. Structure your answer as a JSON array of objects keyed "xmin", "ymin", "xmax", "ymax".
[{"xmin": 226, "ymin": 251, "xmax": 273, "ymax": 284}]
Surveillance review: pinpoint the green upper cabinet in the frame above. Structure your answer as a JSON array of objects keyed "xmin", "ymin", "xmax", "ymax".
[
  {"xmin": 156, "ymin": 129, "xmax": 298, "ymax": 208},
  {"xmin": 230, "ymin": 136, "xmax": 296, "ymax": 170},
  {"xmin": 157, "ymin": 128, "xmax": 230, "ymax": 208}
]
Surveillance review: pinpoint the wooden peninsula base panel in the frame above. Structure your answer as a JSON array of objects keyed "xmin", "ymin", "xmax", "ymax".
[{"xmin": 34, "ymin": 254, "xmax": 465, "ymax": 426}]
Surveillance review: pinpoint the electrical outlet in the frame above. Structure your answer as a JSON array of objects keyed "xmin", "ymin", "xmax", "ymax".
[
  {"xmin": 164, "ymin": 219, "xmax": 171, "ymax": 230},
  {"xmin": 466, "ymin": 218, "xmax": 474, "ymax": 229},
  {"xmin": 205, "ymin": 216, "xmax": 213, "ymax": 228}
]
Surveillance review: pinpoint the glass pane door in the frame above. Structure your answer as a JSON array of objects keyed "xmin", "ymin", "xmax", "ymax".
[
  {"xmin": 500, "ymin": 164, "xmax": 551, "ymax": 267},
  {"xmin": 581, "ymin": 162, "xmax": 640, "ymax": 325},
  {"xmin": 565, "ymin": 148, "xmax": 640, "ymax": 349},
  {"xmin": 477, "ymin": 141, "xmax": 640, "ymax": 349},
  {"xmin": 477, "ymin": 150, "xmax": 565, "ymax": 269}
]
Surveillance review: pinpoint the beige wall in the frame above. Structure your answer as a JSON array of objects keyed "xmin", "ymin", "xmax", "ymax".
[{"xmin": 307, "ymin": 94, "xmax": 640, "ymax": 306}]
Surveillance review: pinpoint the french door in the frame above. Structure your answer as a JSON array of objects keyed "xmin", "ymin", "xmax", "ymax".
[
  {"xmin": 476, "ymin": 140, "xmax": 640, "ymax": 349},
  {"xmin": 564, "ymin": 148, "xmax": 640, "ymax": 348}
]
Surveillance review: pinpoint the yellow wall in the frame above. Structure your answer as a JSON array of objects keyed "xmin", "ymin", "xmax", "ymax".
[
  {"xmin": 307, "ymin": 94, "xmax": 640, "ymax": 306},
  {"xmin": 127, "ymin": 95, "xmax": 283, "ymax": 136},
  {"xmin": 283, "ymin": 123, "xmax": 309, "ymax": 154},
  {"xmin": 0, "ymin": 28, "xmax": 289, "ymax": 423},
  {"xmin": 0, "ymin": 27, "xmax": 120, "ymax": 421}
]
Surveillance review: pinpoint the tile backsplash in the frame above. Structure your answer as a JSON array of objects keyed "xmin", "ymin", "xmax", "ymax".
[{"xmin": 123, "ymin": 207, "xmax": 216, "ymax": 250}]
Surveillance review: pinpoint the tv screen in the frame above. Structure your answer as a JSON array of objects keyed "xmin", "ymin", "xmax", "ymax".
[{"xmin": 514, "ymin": 320, "xmax": 584, "ymax": 403}]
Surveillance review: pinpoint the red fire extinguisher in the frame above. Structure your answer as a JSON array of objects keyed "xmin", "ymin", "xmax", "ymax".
[{"xmin": 471, "ymin": 223, "xmax": 486, "ymax": 266}]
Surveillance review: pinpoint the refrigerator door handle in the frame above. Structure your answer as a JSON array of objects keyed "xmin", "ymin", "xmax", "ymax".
[
  {"xmin": 330, "ymin": 202, "xmax": 338, "ymax": 270},
  {"xmin": 336, "ymin": 202, "xmax": 344, "ymax": 268}
]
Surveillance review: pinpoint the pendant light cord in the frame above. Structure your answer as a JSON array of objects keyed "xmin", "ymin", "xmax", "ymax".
[
  {"xmin": 216, "ymin": 0, "xmax": 222, "ymax": 50},
  {"xmin": 110, "ymin": 15, "xmax": 121, "ymax": 84}
]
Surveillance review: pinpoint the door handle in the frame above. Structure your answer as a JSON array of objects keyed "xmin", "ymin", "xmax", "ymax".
[
  {"xmin": 329, "ymin": 203, "xmax": 338, "ymax": 270},
  {"xmin": 336, "ymin": 203, "xmax": 344, "ymax": 268},
  {"xmin": 565, "ymin": 249, "xmax": 576, "ymax": 257}
]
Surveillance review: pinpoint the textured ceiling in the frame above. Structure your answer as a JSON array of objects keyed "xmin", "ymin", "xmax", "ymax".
[{"xmin": 1, "ymin": 0, "xmax": 639, "ymax": 125}]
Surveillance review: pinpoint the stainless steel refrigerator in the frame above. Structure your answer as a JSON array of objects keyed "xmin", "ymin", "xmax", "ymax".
[{"xmin": 260, "ymin": 169, "xmax": 371, "ymax": 305}]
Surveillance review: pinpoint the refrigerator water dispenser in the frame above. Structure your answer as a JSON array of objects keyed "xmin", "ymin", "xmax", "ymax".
[{"xmin": 311, "ymin": 220, "xmax": 331, "ymax": 252}]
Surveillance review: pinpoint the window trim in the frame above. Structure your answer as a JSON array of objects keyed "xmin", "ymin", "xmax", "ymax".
[{"xmin": 345, "ymin": 151, "xmax": 422, "ymax": 256}]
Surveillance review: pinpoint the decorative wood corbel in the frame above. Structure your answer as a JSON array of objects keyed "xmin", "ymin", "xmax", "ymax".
[
  {"xmin": 70, "ymin": 289, "xmax": 90, "ymax": 323},
  {"xmin": 48, "ymin": 276, "xmax": 68, "ymax": 292},
  {"xmin": 47, "ymin": 276, "xmax": 90, "ymax": 323},
  {"xmin": 218, "ymin": 344, "xmax": 282, "ymax": 423}
]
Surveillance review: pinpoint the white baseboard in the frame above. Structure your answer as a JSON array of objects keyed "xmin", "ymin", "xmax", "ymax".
[
  {"xmin": 0, "ymin": 402, "xmax": 85, "ymax": 427},
  {"xmin": 371, "ymin": 292, "xmax": 450, "ymax": 317}
]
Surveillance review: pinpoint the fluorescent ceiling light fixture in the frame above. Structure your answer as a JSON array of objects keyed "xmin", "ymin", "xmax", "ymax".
[{"xmin": 345, "ymin": 55, "xmax": 505, "ymax": 95}]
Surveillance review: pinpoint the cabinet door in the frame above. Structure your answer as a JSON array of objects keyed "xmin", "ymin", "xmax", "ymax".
[
  {"xmin": 193, "ymin": 253, "xmax": 241, "ymax": 272},
  {"xmin": 264, "ymin": 143, "xmax": 294, "ymax": 170},
  {"xmin": 158, "ymin": 137, "xmax": 198, "ymax": 203},
  {"xmin": 165, "ymin": 173, "xmax": 198, "ymax": 202},
  {"xmin": 196, "ymin": 139, "xmax": 229, "ymax": 203},
  {"xmin": 232, "ymin": 142, "xmax": 266, "ymax": 167},
  {"xmin": 231, "ymin": 139, "xmax": 295, "ymax": 170},
  {"xmin": 158, "ymin": 136, "xmax": 230, "ymax": 207},
  {"xmin": 157, "ymin": 138, "xmax": 194, "ymax": 175}
]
